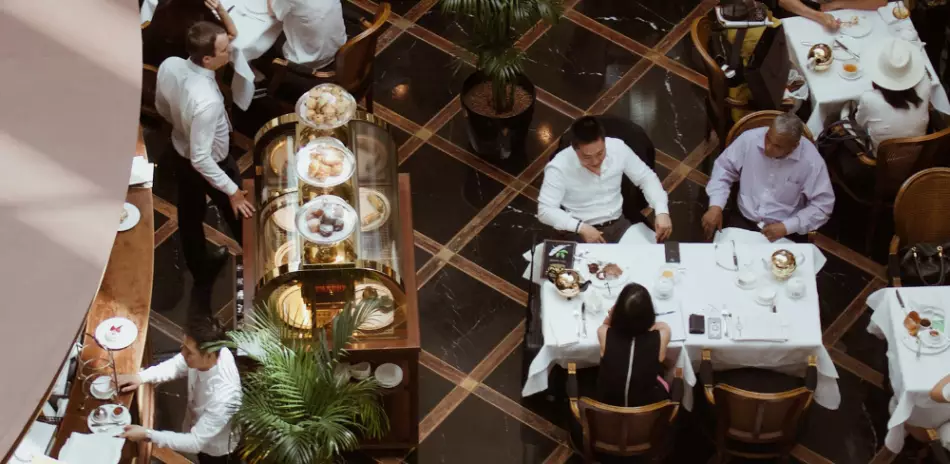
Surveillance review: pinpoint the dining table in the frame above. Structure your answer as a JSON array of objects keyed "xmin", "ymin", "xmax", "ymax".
[
  {"xmin": 782, "ymin": 2, "xmax": 950, "ymax": 136},
  {"xmin": 867, "ymin": 286, "xmax": 950, "ymax": 452},
  {"xmin": 141, "ymin": 0, "xmax": 282, "ymax": 110},
  {"xmin": 521, "ymin": 242, "xmax": 841, "ymax": 412}
]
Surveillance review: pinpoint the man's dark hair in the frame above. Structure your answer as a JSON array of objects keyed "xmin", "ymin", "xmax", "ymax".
[
  {"xmin": 186, "ymin": 315, "xmax": 227, "ymax": 352},
  {"xmin": 186, "ymin": 21, "xmax": 226, "ymax": 64},
  {"xmin": 570, "ymin": 116, "xmax": 606, "ymax": 148}
]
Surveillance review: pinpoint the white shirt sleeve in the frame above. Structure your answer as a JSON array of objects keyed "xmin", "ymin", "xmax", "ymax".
[
  {"xmin": 190, "ymin": 101, "xmax": 238, "ymax": 196},
  {"xmin": 706, "ymin": 136, "xmax": 745, "ymax": 209},
  {"xmin": 138, "ymin": 354, "xmax": 188, "ymax": 384},
  {"xmin": 149, "ymin": 384, "xmax": 241, "ymax": 454},
  {"xmin": 537, "ymin": 165, "xmax": 581, "ymax": 232},
  {"xmin": 618, "ymin": 143, "xmax": 669, "ymax": 216}
]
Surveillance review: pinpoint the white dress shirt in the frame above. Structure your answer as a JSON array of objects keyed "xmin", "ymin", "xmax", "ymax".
[
  {"xmin": 271, "ymin": 0, "xmax": 347, "ymax": 68},
  {"xmin": 855, "ymin": 79, "xmax": 932, "ymax": 152},
  {"xmin": 538, "ymin": 137, "xmax": 669, "ymax": 232},
  {"xmin": 139, "ymin": 348, "xmax": 242, "ymax": 457},
  {"xmin": 155, "ymin": 57, "xmax": 237, "ymax": 196}
]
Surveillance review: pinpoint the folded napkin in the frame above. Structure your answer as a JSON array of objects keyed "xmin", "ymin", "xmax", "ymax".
[
  {"xmin": 656, "ymin": 311, "xmax": 687, "ymax": 342},
  {"xmin": 714, "ymin": 228, "xmax": 827, "ymax": 273},
  {"xmin": 547, "ymin": 313, "xmax": 579, "ymax": 347},
  {"xmin": 59, "ymin": 433, "xmax": 124, "ymax": 464},
  {"xmin": 731, "ymin": 313, "xmax": 789, "ymax": 342},
  {"xmin": 129, "ymin": 156, "xmax": 154, "ymax": 186},
  {"xmin": 878, "ymin": 1, "xmax": 908, "ymax": 24}
]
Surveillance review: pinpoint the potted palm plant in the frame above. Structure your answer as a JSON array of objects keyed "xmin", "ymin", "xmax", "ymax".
[
  {"xmin": 212, "ymin": 299, "xmax": 389, "ymax": 464},
  {"xmin": 441, "ymin": 0, "xmax": 562, "ymax": 159}
]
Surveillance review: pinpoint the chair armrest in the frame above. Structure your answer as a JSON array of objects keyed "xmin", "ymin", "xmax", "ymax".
[
  {"xmin": 567, "ymin": 363, "xmax": 580, "ymax": 419},
  {"xmin": 700, "ymin": 349, "xmax": 715, "ymax": 405},
  {"xmin": 926, "ymin": 427, "xmax": 950, "ymax": 464},
  {"xmin": 724, "ymin": 97, "xmax": 754, "ymax": 109},
  {"xmin": 889, "ymin": 236, "xmax": 902, "ymax": 287}
]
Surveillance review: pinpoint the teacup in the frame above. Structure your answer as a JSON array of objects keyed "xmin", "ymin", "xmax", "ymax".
[
  {"xmin": 91, "ymin": 376, "xmax": 115, "ymax": 396},
  {"xmin": 756, "ymin": 287, "xmax": 777, "ymax": 305},
  {"xmin": 654, "ymin": 277, "xmax": 674, "ymax": 300},
  {"xmin": 899, "ymin": 28, "xmax": 918, "ymax": 42},
  {"xmin": 736, "ymin": 271, "xmax": 757, "ymax": 289},
  {"xmin": 842, "ymin": 61, "xmax": 860, "ymax": 78},
  {"xmin": 787, "ymin": 277, "xmax": 806, "ymax": 299}
]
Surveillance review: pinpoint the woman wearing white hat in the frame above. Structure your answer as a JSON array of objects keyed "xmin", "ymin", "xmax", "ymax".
[{"xmin": 855, "ymin": 38, "xmax": 932, "ymax": 152}]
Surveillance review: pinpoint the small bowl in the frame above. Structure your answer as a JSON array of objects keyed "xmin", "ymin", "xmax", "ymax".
[
  {"xmin": 349, "ymin": 362, "xmax": 371, "ymax": 380},
  {"xmin": 756, "ymin": 287, "xmax": 777, "ymax": 305},
  {"xmin": 736, "ymin": 271, "xmax": 758, "ymax": 289}
]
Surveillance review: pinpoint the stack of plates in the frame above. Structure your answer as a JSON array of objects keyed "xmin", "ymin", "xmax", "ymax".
[{"xmin": 374, "ymin": 363, "xmax": 403, "ymax": 388}]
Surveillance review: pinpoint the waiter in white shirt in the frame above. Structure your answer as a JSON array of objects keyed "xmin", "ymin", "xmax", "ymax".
[
  {"xmin": 118, "ymin": 317, "xmax": 242, "ymax": 464},
  {"xmin": 268, "ymin": 0, "xmax": 347, "ymax": 69},
  {"xmin": 155, "ymin": 4, "xmax": 255, "ymax": 290},
  {"xmin": 538, "ymin": 117, "xmax": 673, "ymax": 244}
]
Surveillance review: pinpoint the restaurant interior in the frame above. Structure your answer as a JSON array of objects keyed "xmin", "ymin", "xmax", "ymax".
[{"xmin": 4, "ymin": 0, "xmax": 950, "ymax": 463}]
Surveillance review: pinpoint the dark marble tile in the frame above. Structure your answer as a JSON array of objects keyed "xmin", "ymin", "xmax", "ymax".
[
  {"xmin": 664, "ymin": 176, "xmax": 710, "ymax": 244},
  {"xmin": 818, "ymin": 191, "xmax": 894, "ymax": 265},
  {"xmin": 419, "ymin": 365, "xmax": 456, "ymax": 418},
  {"xmin": 816, "ymin": 253, "xmax": 872, "ymax": 330},
  {"xmin": 573, "ymin": 0, "xmax": 701, "ymax": 48},
  {"xmin": 408, "ymin": 394, "xmax": 558, "ymax": 464},
  {"xmin": 837, "ymin": 310, "xmax": 889, "ymax": 379},
  {"xmin": 398, "ymin": 143, "xmax": 506, "ymax": 243},
  {"xmin": 154, "ymin": 210, "xmax": 169, "ymax": 231},
  {"xmin": 665, "ymin": 35, "xmax": 704, "ymax": 74},
  {"xmin": 458, "ymin": 194, "xmax": 561, "ymax": 287},
  {"xmin": 374, "ymin": 34, "xmax": 474, "ymax": 125},
  {"xmin": 417, "ymin": 265, "xmax": 525, "ymax": 373},
  {"xmin": 416, "ymin": 9, "xmax": 528, "ymax": 54},
  {"xmin": 390, "ymin": 124, "xmax": 413, "ymax": 150},
  {"xmin": 437, "ymin": 99, "xmax": 572, "ymax": 177},
  {"xmin": 415, "ymin": 245, "xmax": 433, "ymax": 271},
  {"xmin": 523, "ymin": 19, "xmax": 641, "ymax": 110},
  {"xmin": 151, "ymin": 234, "xmax": 236, "ymax": 327},
  {"xmin": 346, "ymin": 0, "xmax": 419, "ymax": 16},
  {"xmin": 799, "ymin": 368, "xmax": 890, "ymax": 464},
  {"xmin": 605, "ymin": 66, "xmax": 707, "ymax": 160}
]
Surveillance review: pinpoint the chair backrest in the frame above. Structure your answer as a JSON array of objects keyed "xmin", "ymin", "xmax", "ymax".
[
  {"xmin": 691, "ymin": 15, "xmax": 729, "ymax": 147},
  {"xmin": 725, "ymin": 110, "xmax": 815, "ymax": 146},
  {"xmin": 873, "ymin": 127, "xmax": 950, "ymax": 203},
  {"xmin": 576, "ymin": 397, "xmax": 679, "ymax": 457},
  {"xmin": 711, "ymin": 384, "xmax": 813, "ymax": 446},
  {"xmin": 893, "ymin": 167, "xmax": 950, "ymax": 246},
  {"xmin": 333, "ymin": 3, "xmax": 390, "ymax": 92}
]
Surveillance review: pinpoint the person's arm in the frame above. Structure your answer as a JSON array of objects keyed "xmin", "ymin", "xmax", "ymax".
[
  {"xmin": 821, "ymin": 0, "xmax": 887, "ymax": 11},
  {"xmin": 205, "ymin": 0, "xmax": 238, "ymax": 39},
  {"xmin": 705, "ymin": 138, "xmax": 746, "ymax": 210},
  {"xmin": 597, "ymin": 325, "xmax": 608, "ymax": 357},
  {"xmin": 154, "ymin": 65, "xmax": 173, "ymax": 123},
  {"xmin": 653, "ymin": 322, "xmax": 671, "ymax": 363},
  {"xmin": 190, "ymin": 101, "xmax": 239, "ymax": 196},
  {"xmin": 779, "ymin": 0, "xmax": 840, "ymax": 29},
  {"xmin": 619, "ymin": 143, "xmax": 669, "ymax": 217},
  {"xmin": 930, "ymin": 374, "xmax": 950, "ymax": 403},
  {"xmin": 537, "ymin": 165, "xmax": 581, "ymax": 232},
  {"xmin": 149, "ymin": 387, "xmax": 241, "ymax": 454},
  {"xmin": 138, "ymin": 354, "xmax": 189, "ymax": 385},
  {"xmin": 782, "ymin": 152, "xmax": 835, "ymax": 235}
]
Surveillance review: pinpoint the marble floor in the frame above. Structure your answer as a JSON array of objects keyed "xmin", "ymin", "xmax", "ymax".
[{"xmin": 140, "ymin": 0, "xmax": 948, "ymax": 462}]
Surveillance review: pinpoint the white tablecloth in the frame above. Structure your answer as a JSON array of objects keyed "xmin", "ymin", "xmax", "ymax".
[
  {"xmin": 866, "ymin": 287, "xmax": 950, "ymax": 452},
  {"xmin": 782, "ymin": 4, "xmax": 950, "ymax": 136},
  {"xmin": 522, "ymin": 243, "xmax": 840, "ymax": 412},
  {"xmin": 140, "ymin": 0, "xmax": 281, "ymax": 110}
]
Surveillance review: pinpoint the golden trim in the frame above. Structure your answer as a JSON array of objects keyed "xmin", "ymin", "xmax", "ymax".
[
  {"xmin": 578, "ymin": 397, "xmax": 674, "ymax": 414},
  {"xmin": 715, "ymin": 384, "xmax": 811, "ymax": 401},
  {"xmin": 254, "ymin": 113, "xmax": 299, "ymax": 145},
  {"xmin": 352, "ymin": 111, "xmax": 391, "ymax": 131},
  {"xmin": 569, "ymin": 399, "xmax": 580, "ymax": 419}
]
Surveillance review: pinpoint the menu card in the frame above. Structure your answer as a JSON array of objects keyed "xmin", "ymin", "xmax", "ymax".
[{"xmin": 541, "ymin": 240, "xmax": 576, "ymax": 274}]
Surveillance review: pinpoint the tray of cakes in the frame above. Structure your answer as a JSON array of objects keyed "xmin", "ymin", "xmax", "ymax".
[
  {"xmin": 295, "ymin": 137, "xmax": 356, "ymax": 188},
  {"xmin": 296, "ymin": 83, "xmax": 357, "ymax": 130},
  {"xmin": 296, "ymin": 195, "xmax": 358, "ymax": 245}
]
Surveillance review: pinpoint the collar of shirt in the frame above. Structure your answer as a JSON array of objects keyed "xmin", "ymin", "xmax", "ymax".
[
  {"xmin": 185, "ymin": 59, "xmax": 216, "ymax": 80},
  {"xmin": 754, "ymin": 133, "xmax": 803, "ymax": 163}
]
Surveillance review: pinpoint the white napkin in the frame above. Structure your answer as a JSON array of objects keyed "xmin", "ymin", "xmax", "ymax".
[
  {"xmin": 656, "ymin": 311, "xmax": 687, "ymax": 342},
  {"xmin": 877, "ymin": 1, "xmax": 908, "ymax": 24},
  {"xmin": 59, "ymin": 433, "xmax": 124, "ymax": 464},
  {"xmin": 547, "ymin": 311, "xmax": 580, "ymax": 347},
  {"xmin": 11, "ymin": 421, "xmax": 56, "ymax": 463},
  {"xmin": 731, "ymin": 313, "xmax": 789, "ymax": 342},
  {"xmin": 713, "ymin": 228, "xmax": 827, "ymax": 273},
  {"xmin": 129, "ymin": 156, "xmax": 154, "ymax": 186}
]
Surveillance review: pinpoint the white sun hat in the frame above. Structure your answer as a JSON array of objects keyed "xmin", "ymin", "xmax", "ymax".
[{"xmin": 864, "ymin": 38, "xmax": 927, "ymax": 91}]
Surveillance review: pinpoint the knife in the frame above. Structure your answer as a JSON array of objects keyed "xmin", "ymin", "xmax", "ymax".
[
  {"xmin": 834, "ymin": 38, "xmax": 860, "ymax": 58},
  {"xmin": 895, "ymin": 289, "xmax": 907, "ymax": 310},
  {"xmin": 731, "ymin": 240, "xmax": 739, "ymax": 270},
  {"xmin": 580, "ymin": 303, "xmax": 587, "ymax": 337}
]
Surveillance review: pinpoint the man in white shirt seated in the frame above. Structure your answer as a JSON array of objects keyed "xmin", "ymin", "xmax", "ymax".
[
  {"xmin": 118, "ymin": 317, "xmax": 242, "ymax": 464},
  {"xmin": 702, "ymin": 113, "xmax": 835, "ymax": 242},
  {"xmin": 538, "ymin": 117, "xmax": 673, "ymax": 244},
  {"xmin": 155, "ymin": 16, "xmax": 255, "ymax": 290},
  {"xmin": 268, "ymin": 0, "xmax": 347, "ymax": 69}
]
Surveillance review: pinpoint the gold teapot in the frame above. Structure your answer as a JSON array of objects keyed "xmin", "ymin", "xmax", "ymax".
[
  {"xmin": 807, "ymin": 44, "xmax": 833, "ymax": 72},
  {"xmin": 770, "ymin": 249, "xmax": 798, "ymax": 280},
  {"xmin": 546, "ymin": 265, "xmax": 589, "ymax": 298}
]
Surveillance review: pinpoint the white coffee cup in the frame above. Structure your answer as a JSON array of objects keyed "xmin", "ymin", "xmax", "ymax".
[
  {"xmin": 654, "ymin": 277, "xmax": 674, "ymax": 300},
  {"xmin": 899, "ymin": 28, "xmax": 919, "ymax": 42},
  {"xmin": 737, "ymin": 271, "xmax": 757, "ymax": 288},
  {"xmin": 92, "ymin": 376, "xmax": 114, "ymax": 396},
  {"xmin": 756, "ymin": 287, "xmax": 777, "ymax": 305},
  {"xmin": 787, "ymin": 277, "xmax": 806, "ymax": 299}
]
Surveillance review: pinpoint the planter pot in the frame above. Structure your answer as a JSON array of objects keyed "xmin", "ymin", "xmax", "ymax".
[{"xmin": 460, "ymin": 72, "xmax": 536, "ymax": 159}]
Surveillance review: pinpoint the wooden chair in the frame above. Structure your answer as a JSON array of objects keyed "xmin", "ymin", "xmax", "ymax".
[
  {"xmin": 141, "ymin": 64, "xmax": 160, "ymax": 121},
  {"xmin": 691, "ymin": 15, "xmax": 753, "ymax": 153},
  {"xmin": 904, "ymin": 425, "xmax": 950, "ymax": 464},
  {"xmin": 700, "ymin": 349, "xmax": 817, "ymax": 463},
  {"xmin": 266, "ymin": 3, "xmax": 390, "ymax": 112},
  {"xmin": 829, "ymin": 127, "xmax": 950, "ymax": 253},
  {"xmin": 567, "ymin": 362, "xmax": 684, "ymax": 463},
  {"xmin": 887, "ymin": 168, "xmax": 950, "ymax": 286},
  {"xmin": 725, "ymin": 110, "xmax": 815, "ymax": 147}
]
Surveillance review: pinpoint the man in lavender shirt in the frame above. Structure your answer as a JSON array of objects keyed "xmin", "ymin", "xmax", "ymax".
[{"xmin": 702, "ymin": 113, "xmax": 835, "ymax": 242}]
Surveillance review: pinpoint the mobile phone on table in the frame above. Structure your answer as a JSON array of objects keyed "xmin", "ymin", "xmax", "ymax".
[
  {"xmin": 665, "ymin": 241, "xmax": 681, "ymax": 263},
  {"xmin": 688, "ymin": 314, "xmax": 705, "ymax": 334},
  {"xmin": 708, "ymin": 317, "xmax": 722, "ymax": 339}
]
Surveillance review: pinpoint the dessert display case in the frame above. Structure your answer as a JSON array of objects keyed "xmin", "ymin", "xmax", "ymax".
[{"xmin": 240, "ymin": 85, "xmax": 420, "ymax": 449}]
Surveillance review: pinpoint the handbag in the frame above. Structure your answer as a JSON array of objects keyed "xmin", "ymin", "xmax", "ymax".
[
  {"xmin": 900, "ymin": 243, "xmax": 950, "ymax": 286},
  {"xmin": 744, "ymin": 23, "xmax": 789, "ymax": 111}
]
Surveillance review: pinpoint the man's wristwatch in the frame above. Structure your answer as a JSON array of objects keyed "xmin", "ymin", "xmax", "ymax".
[{"xmin": 574, "ymin": 221, "xmax": 582, "ymax": 234}]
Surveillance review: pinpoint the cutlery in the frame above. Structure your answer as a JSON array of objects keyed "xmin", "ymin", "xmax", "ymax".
[
  {"xmin": 895, "ymin": 289, "xmax": 907, "ymax": 312},
  {"xmin": 721, "ymin": 310, "xmax": 732, "ymax": 339},
  {"xmin": 771, "ymin": 303, "xmax": 777, "ymax": 314},
  {"xmin": 916, "ymin": 335, "xmax": 922, "ymax": 359},
  {"xmin": 655, "ymin": 310, "xmax": 676, "ymax": 316},
  {"xmin": 735, "ymin": 316, "xmax": 744, "ymax": 338},
  {"xmin": 581, "ymin": 303, "xmax": 588, "ymax": 337},
  {"xmin": 834, "ymin": 38, "xmax": 860, "ymax": 58},
  {"xmin": 731, "ymin": 240, "xmax": 739, "ymax": 270}
]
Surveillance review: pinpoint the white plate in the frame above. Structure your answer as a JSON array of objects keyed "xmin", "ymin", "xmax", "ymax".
[
  {"xmin": 295, "ymin": 84, "xmax": 357, "ymax": 130},
  {"xmin": 296, "ymin": 195, "xmax": 358, "ymax": 245},
  {"xmin": 87, "ymin": 404, "xmax": 130, "ymax": 435},
  {"xmin": 118, "ymin": 203, "xmax": 140, "ymax": 232},
  {"xmin": 295, "ymin": 138, "xmax": 356, "ymax": 189},
  {"xmin": 901, "ymin": 333, "xmax": 950, "ymax": 354},
  {"xmin": 837, "ymin": 14, "xmax": 873, "ymax": 37},
  {"xmin": 95, "ymin": 317, "xmax": 137, "ymax": 350},
  {"xmin": 90, "ymin": 375, "xmax": 117, "ymax": 400},
  {"xmin": 241, "ymin": 0, "xmax": 269, "ymax": 15},
  {"xmin": 374, "ymin": 363, "xmax": 403, "ymax": 388},
  {"xmin": 359, "ymin": 188, "xmax": 391, "ymax": 232},
  {"xmin": 355, "ymin": 283, "xmax": 395, "ymax": 331},
  {"xmin": 577, "ymin": 261, "xmax": 630, "ymax": 289},
  {"xmin": 272, "ymin": 204, "xmax": 297, "ymax": 232}
]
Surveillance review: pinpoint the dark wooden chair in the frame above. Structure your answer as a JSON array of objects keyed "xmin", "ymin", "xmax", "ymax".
[
  {"xmin": 266, "ymin": 3, "xmax": 390, "ymax": 112},
  {"xmin": 554, "ymin": 115, "xmax": 657, "ymax": 226},
  {"xmin": 725, "ymin": 110, "xmax": 815, "ymax": 146},
  {"xmin": 700, "ymin": 349, "xmax": 817, "ymax": 463},
  {"xmin": 905, "ymin": 425, "xmax": 950, "ymax": 464},
  {"xmin": 567, "ymin": 362, "xmax": 684, "ymax": 463},
  {"xmin": 141, "ymin": 64, "xmax": 160, "ymax": 121},
  {"xmin": 828, "ymin": 126, "xmax": 950, "ymax": 253},
  {"xmin": 887, "ymin": 167, "xmax": 950, "ymax": 286}
]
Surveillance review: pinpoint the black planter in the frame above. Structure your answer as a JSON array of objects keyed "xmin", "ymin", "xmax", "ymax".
[{"xmin": 460, "ymin": 72, "xmax": 536, "ymax": 159}]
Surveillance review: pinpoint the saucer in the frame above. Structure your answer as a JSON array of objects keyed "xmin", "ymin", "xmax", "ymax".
[
  {"xmin": 87, "ymin": 404, "xmax": 130, "ymax": 435},
  {"xmin": 90, "ymin": 375, "xmax": 116, "ymax": 400},
  {"xmin": 118, "ymin": 203, "xmax": 140, "ymax": 232},
  {"xmin": 735, "ymin": 275, "xmax": 758, "ymax": 290},
  {"xmin": 837, "ymin": 68, "xmax": 863, "ymax": 80},
  {"xmin": 374, "ymin": 363, "xmax": 403, "ymax": 388},
  {"xmin": 95, "ymin": 317, "xmax": 138, "ymax": 350}
]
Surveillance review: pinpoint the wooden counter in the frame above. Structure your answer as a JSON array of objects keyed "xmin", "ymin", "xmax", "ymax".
[{"xmin": 49, "ymin": 126, "xmax": 155, "ymax": 460}]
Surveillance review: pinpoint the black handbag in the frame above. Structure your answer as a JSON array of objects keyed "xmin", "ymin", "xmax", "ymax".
[{"xmin": 900, "ymin": 244, "xmax": 950, "ymax": 286}]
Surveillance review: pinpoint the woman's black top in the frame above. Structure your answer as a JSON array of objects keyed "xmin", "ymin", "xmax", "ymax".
[{"xmin": 596, "ymin": 328, "xmax": 669, "ymax": 407}]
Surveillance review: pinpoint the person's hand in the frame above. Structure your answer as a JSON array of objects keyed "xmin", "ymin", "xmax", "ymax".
[
  {"xmin": 230, "ymin": 190, "xmax": 256, "ymax": 219},
  {"xmin": 118, "ymin": 425, "xmax": 149, "ymax": 442},
  {"xmin": 654, "ymin": 213, "xmax": 673, "ymax": 243},
  {"xmin": 762, "ymin": 223, "xmax": 788, "ymax": 242},
  {"xmin": 115, "ymin": 373, "xmax": 142, "ymax": 393},
  {"xmin": 578, "ymin": 223, "xmax": 605, "ymax": 243},
  {"xmin": 817, "ymin": 13, "xmax": 841, "ymax": 31},
  {"xmin": 204, "ymin": 0, "xmax": 226, "ymax": 14},
  {"xmin": 701, "ymin": 206, "xmax": 723, "ymax": 241}
]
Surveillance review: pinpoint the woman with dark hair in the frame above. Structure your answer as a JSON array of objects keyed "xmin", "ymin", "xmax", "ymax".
[{"xmin": 595, "ymin": 283, "xmax": 671, "ymax": 407}]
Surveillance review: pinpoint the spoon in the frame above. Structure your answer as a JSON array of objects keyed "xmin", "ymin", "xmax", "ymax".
[{"xmin": 721, "ymin": 310, "xmax": 732, "ymax": 339}]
